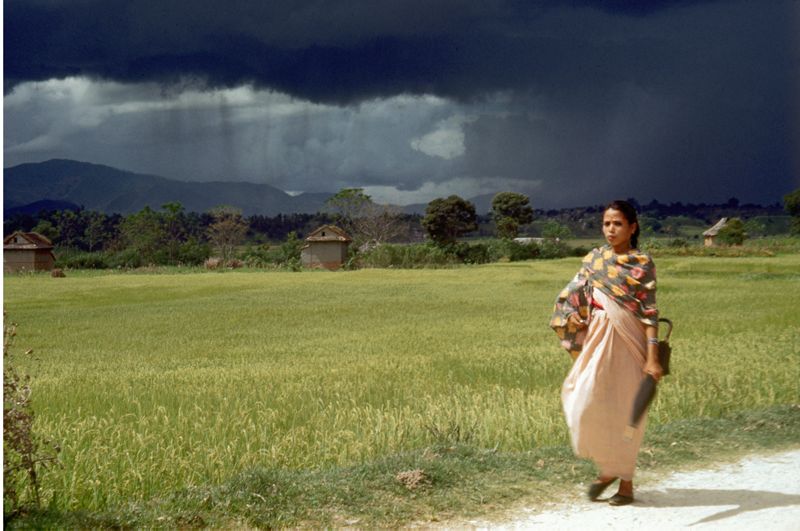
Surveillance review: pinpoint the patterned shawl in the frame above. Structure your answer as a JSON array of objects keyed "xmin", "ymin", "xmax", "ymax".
[{"xmin": 550, "ymin": 245, "xmax": 658, "ymax": 358}]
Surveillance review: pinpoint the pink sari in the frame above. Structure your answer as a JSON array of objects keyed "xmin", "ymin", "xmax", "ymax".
[{"xmin": 561, "ymin": 289, "xmax": 649, "ymax": 480}]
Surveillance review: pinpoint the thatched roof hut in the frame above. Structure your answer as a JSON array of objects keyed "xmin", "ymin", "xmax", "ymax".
[{"xmin": 702, "ymin": 218, "xmax": 728, "ymax": 247}]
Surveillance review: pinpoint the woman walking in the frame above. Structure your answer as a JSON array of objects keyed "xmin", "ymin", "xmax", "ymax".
[{"xmin": 550, "ymin": 200, "xmax": 662, "ymax": 505}]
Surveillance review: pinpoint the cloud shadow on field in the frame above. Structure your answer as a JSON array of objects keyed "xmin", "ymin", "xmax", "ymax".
[{"xmin": 636, "ymin": 488, "xmax": 800, "ymax": 526}]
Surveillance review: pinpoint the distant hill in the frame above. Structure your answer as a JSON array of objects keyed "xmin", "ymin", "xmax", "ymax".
[
  {"xmin": 5, "ymin": 199, "xmax": 82, "ymax": 216},
  {"xmin": 3, "ymin": 159, "xmax": 333, "ymax": 216}
]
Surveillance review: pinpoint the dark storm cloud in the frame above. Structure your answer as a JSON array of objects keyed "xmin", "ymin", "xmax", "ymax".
[
  {"xmin": 5, "ymin": 0, "xmax": 797, "ymax": 207},
  {"xmin": 6, "ymin": 0, "xmax": 730, "ymax": 103}
]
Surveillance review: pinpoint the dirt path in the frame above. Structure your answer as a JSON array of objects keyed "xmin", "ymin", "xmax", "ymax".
[{"xmin": 463, "ymin": 449, "xmax": 800, "ymax": 529}]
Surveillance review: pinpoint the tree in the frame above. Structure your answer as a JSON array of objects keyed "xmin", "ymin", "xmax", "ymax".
[
  {"xmin": 31, "ymin": 220, "xmax": 59, "ymax": 243},
  {"xmin": 83, "ymin": 212, "xmax": 109, "ymax": 252},
  {"xmin": 743, "ymin": 218, "xmax": 766, "ymax": 238},
  {"xmin": 491, "ymin": 192, "xmax": 534, "ymax": 239},
  {"xmin": 324, "ymin": 188, "xmax": 371, "ymax": 235},
  {"xmin": 422, "ymin": 195, "xmax": 478, "ymax": 245},
  {"xmin": 207, "ymin": 206, "xmax": 248, "ymax": 262},
  {"xmin": 119, "ymin": 206, "xmax": 165, "ymax": 263},
  {"xmin": 324, "ymin": 188, "xmax": 404, "ymax": 247},
  {"xmin": 52, "ymin": 210, "xmax": 86, "ymax": 248},
  {"xmin": 541, "ymin": 220, "xmax": 572, "ymax": 240},
  {"xmin": 784, "ymin": 189, "xmax": 800, "ymax": 235},
  {"xmin": 161, "ymin": 202, "xmax": 187, "ymax": 263},
  {"xmin": 716, "ymin": 217, "xmax": 746, "ymax": 245}
]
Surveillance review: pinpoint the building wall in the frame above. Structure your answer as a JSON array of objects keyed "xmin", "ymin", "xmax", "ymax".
[
  {"xmin": 4, "ymin": 250, "xmax": 54, "ymax": 272},
  {"xmin": 301, "ymin": 241, "xmax": 348, "ymax": 269}
]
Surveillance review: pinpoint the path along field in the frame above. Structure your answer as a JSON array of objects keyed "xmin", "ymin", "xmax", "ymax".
[{"xmin": 4, "ymin": 255, "xmax": 800, "ymax": 513}]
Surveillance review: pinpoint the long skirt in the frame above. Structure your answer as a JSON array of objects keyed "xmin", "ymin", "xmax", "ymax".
[{"xmin": 561, "ymin": 289, "xmax": 648, "ymax": 481}]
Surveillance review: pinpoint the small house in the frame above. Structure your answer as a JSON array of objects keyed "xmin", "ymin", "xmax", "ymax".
[
  {"xmin": 513, "ymin": 237, "xmax": 545, "ymax": 245},
  {"xmin": 4, "ymin": 232, "xmax": 56, "ymax": 272},
  {"xmin": 300, "ymin": 225, "xmax": 352, "ymax": 270},
  {"xmin": 702, "ymin": 218, "xmax": 728, "ymax": 247}
]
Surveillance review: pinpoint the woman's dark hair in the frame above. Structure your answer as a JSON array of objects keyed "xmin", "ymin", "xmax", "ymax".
[{"xmin": 605, "ymin": 200, "xmax": 640, "ymax": 249}]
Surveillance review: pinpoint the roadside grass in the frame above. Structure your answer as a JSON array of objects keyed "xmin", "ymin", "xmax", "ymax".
[
  {"xmin": 4, "ymin": 254, "xmax": 799, "ymax": 527},
  {"xmin": 11, "ymin": 405, "xmax": 800, "ymax": 529}
]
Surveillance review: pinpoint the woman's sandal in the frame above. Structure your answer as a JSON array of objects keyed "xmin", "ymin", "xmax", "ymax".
[
  {"xmin": 608, "ymin": 493, "xmax": 634, "ymax": 506},
  {"xmin": 587, "ymin": 477, "xmax": 617, "ymax": 501}
]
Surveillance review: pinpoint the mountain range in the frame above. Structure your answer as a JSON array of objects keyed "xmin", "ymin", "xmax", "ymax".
[
  {"xmin": 3, "ymin": 159, "xmax": 336, "ymax": 216},
  {"xmin": 4, "ymin": 159, "xmax": 502, "ymax": 216}
]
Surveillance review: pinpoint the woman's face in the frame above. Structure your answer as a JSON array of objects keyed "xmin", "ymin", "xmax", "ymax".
[{"xmin": 602, "ymin": 208, "xmax": 637, "ymax": 252}]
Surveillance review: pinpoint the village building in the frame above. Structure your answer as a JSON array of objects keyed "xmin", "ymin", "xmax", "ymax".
[
  {"xmin": 702, "ymin": 218, "xmax": 728, "ymax": 247},
  {"xmin": 513, "ymin": 237, "xmax": 546, "ymax": 245},
  {"xmin": 4, "ymin": 232, "xmax": 56, "ymax": 272},
  {"xmin": 300, "ymin": 225, "xmax": 352, "ymax": 270}
]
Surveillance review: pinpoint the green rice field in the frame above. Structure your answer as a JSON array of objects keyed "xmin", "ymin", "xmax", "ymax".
[{"xmin": 4, "ymin": 255, "xmax": 800, "ymax": 516}]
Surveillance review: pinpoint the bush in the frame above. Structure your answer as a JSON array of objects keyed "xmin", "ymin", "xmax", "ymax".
[
  {"xmin": 205, "ymin": 257, "xmax": 223, "ymax": 270},
  {"xmin": 4, "ymin": 315, "xmax": 59, "ymax": 517},
  {"xmin": 241, "ymin": 245, "xmax": 280, "ymax": 268},
  {"xmin": 717, "ymin": 218, "xmax": 747, "ymax": 246},
  {"xmin": 536, "ymin": 239, "xmax": 571, "ymax": 259},
  {"xmin": 668, "ymin": 238, "xmax": 689, "ymax": 248},
  {"xmin": 358, "ymin": 243, "xmax": 458, "ymax": 268},
  {"xmin": 570, "ymin": 245, "xmax": 592, "ymax": 257},
  {"xmin": 178, "ymin": 239, "xmax": 211, "ymax": 265},
  {"xmin": 485, "ymin": 239, "xmax": 534, "ymax": 261},
  {"xmin": 108, "ymin": 248, "xmax": 143, "ymax": 269},
  {"xmin": 55, "ymin": 250, "xmax": 110, "ymax": 269},
  {"xmin": 241, "ymin": 234, "xmax": 303, "ymax": 269},
  {"xmin": 455, "ymin": 243, "xmax": 493, "ymax": 264}
]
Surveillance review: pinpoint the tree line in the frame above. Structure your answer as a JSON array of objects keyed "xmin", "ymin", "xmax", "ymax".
[{"xmin": 4, "ymin": 188, "xmax": 798, "ymax": 269}]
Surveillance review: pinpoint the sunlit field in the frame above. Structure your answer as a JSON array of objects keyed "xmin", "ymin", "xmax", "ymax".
[{"xmin": 4, "ymin": 255, "xmax": 799, "ymax": 512}]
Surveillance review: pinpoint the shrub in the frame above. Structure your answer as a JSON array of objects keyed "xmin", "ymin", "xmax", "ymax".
[
  {"xmin": 535, "ymin": 239, "xmax": 570, "ymax": 259},
  {"xmin": 486, "ymin": 239, "xmax": 545, "ymax": 261},
  {"xmin": 108, "ymin": 248, "xmax": 143, "ymax": 269},
  {"xmin": 358, "ymin": 243, "xmax": 457, "ymax": 268},
  {"xmin": 279, "ymin": 232, "xmax": 304, "ymax": 263},
  {"xmin": 3, "ymin": 315, "xmax": 59, "ymax": 517},
  {"xmin": 241, "ymin": 245, "xmax": 279, "ymax": 268},
  {"xmin": 570, "ymin": 245, "xmax": 592, "ymax": 257},
  {"xmin": 668, "ymin": 238, "xmax": 689, "ymax": 248},
  {"xmin": 205, "ymin": 257, "xmax": 222, "ymax": 270},
  {"xmin": 55, "ymin": 250, "xmax": 110, "ymax": 269},
  {"xmin": 717, "ymin": 218, "xmax": 747, "ymax": 246},
  {"xmin": 456, "ymin": 243, "xmax": 493, "ymax": 265},
  {"xmin": 178, "ymin": 239, "xmax": 211, "ymax": 266}
]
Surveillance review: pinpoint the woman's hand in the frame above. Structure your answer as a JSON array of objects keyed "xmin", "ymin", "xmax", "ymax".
[
  {"xmin": 644, "ymin": 359, "xmax": 663, "ymax": 382},
  {"xmin": 567, "ymin": 312, "xmax": 588, "ymax": 330}
]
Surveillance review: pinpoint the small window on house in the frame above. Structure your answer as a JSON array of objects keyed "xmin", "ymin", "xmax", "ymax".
[{"xmin": 322, "ymin": 231, "xmax": 326, "ymax": 236}]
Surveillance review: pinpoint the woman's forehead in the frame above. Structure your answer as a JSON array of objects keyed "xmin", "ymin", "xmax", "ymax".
[{"xmin": 603, "ymin": 208, "xmax": 628, "ymax": 221}]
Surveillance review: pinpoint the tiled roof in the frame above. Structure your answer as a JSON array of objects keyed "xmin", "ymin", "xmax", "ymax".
[{"xmin": 305, "ymin": 225, "xmax": 352, "ymax": 242}]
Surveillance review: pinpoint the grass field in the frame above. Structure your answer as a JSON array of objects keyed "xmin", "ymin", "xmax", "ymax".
[{"xmin": 4, "ymin": 254, "xmax": 800, "ymax": 526}]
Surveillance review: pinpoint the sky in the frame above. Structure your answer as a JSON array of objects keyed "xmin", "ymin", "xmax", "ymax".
[{"xmin": 4, "ymin": 0, "xmax": 799, "ymax": 208}]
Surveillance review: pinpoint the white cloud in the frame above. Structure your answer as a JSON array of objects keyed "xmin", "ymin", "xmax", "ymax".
[
  {"xmin": 4, "ymin": 78, "xmax": 463, "ymax": 190},
  {"xmin": 364, "ymin": 176, "xmax": 541, "ymax": 205},
  {"xmin": 410, "ymin": 114, "xmax": 476, "ymax": 160},
  {"xmin": 4, "ymin": 134, "xmax": 60, "ymax": 154},
  {"xmin": 4, "ymin": 78, "xmax": 558, "ymax": 206}
]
